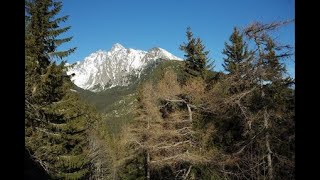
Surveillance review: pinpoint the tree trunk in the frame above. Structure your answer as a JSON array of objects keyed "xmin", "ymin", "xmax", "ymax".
[
  {"xmin": 146, "ymin": 152, "xmax": 150, "ymax": 180},
  {"xmin": 264, "ymin": 108, "xmax": 273, "ymax": 180},
  {"xmin": 112, "ymin": 165, "xmax": 117, "ymax": 180},
  {"xmin": 187, "ymin": 104, "xmax": 192, "ymax": 121}
]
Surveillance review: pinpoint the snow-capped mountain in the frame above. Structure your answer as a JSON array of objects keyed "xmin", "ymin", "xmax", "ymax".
[{"xmin": 66, "ymin": 43, "xmax": 182, "ymax": 92}]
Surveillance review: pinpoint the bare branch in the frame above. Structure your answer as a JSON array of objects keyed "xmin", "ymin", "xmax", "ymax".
[
  {"xmin": 152, "ymin": 140, "xmax": 191, "ymax": 150},
  {"xmin": 183, "ymin": 165, "xmax": 192, "ymax": 180},
  {"xmin": 25, "ymin": 148, "xmax": 50, "ymax": 174}
]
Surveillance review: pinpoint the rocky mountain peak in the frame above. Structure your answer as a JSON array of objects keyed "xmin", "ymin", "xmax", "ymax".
[{"xmin": 67, "ymin": 43, "xmax": 182, "ymax": 92}]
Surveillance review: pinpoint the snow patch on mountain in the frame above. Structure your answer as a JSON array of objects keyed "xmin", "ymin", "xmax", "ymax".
[{"xmin": 67, "ymin": 43, "xmax": 182, "ymax": 92}]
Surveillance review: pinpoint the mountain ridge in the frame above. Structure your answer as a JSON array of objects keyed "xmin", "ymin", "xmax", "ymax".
[
  {"xmin": 74, "ymin": 59, "xmax": 185, "ymax": 134},
  {"xmin": 66, "ymin": 43, "xmax": 182, "ymax": 92}
]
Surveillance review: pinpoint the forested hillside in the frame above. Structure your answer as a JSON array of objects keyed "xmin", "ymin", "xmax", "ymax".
[{"xmin": 25, "ymin": 0, "xmax": 294, "ymax": 179}]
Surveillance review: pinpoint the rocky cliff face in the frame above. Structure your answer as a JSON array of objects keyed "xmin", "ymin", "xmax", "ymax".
[{"xmin": 66, "ymin": 43, "xmax": 182, "ymax": 92}]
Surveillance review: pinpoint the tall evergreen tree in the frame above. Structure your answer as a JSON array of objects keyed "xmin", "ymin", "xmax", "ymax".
[
  {"xmin": 25, "ymin": 0, "xmax": 76, "ymax": 72},
  {"xmin": 199, "ymin": 21, "xmax": 294, "ymax": 180},
  {"xmin": 25, "ymin": 0, "xmax": 96, "ymax": 179},
  {"xmin": 215, "ymin": 21, "xmax": 295, "ymax": 179},
  {"xmin": 221, "ymin": 27, "xmax": 254, "ymax": 95},
  {"xmin": 180, "ymin": 27, "xmax": 212, "ymax": 79},
  {"xmin": 222, "ymin": 27, "xmax": 251, "ymax": 74},
  {"xmin": 25, "ymin": 64, "xmax": 96, "ymax": 179}
]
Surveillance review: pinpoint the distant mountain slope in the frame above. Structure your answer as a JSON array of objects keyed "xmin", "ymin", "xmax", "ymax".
[
  {"xmin": 75, "ymin": 60, "xmax": 185, "ymax": 134},
  {"xmin": 67, "ymin": 43, "xmax": 182, "ymax": 92}
]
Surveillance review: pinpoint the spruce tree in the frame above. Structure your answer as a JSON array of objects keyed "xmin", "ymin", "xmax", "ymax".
[
  {"xmin": 25, "ymin": 64, "xmax": 96, "ymax": 179},
  {"xmin": 222, "ymin": 27, "xmax": 251, "ymax": 74},
  {"xmin": 25, "ymin": 0, "xmax": 76, "ymax": 72},
  {"xmin": 203, "ymin": 21, "xmax": 294, "ymax": 179},
  {"xmin": 247, "ymin": 25, "xmax": 294, "ymax": 179},
  {"xmin": 221, "ymin": 27, "xmax": 253, "ymax": 95},
  {"xmin": 215, "ymin": 21, "xmax": 295, "ymax": 179},
  {"xmin": 180, "ymin": 27, "xmax": 211, "ymax": 79},
  {"xmin": 25, "ymin": 0, "xmax": 95, "ymax": 178}
]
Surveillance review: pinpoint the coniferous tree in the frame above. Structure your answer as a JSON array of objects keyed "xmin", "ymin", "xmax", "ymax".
[
  {"xmin": 180, "ymin": 27, "xmax": 212, "ymax": 79},
  {"xmin": 25, "ymin": 64, "xmax": 96, "ymax": 179},
  {"xmin": 222, "ymin": 27, "xmax": 252, "ymax": 74},
  {"xmin": 221, "ymin": 27, "xmax": 254, "ymax": 95},
  {"xmin": 122, "ymin": 71, "xmax": 210, "ymax": 179},
  {"xmin": 25, "ymin": 0, "xmax": 76, "ymax": 72},
  {"xmin": 210, "ymin": 21, "xmax": 295, "ymax": 179},
  {"xmin": 25, "ymin": 0, "xmax": 96, "ymax": 179},
  {"xmin": 193, "ymin": 21, "xmax": 295, "ymax": 180},
  {"xmin": 246, "ymin": 23, "xmax": 294, "ymax": 179}
]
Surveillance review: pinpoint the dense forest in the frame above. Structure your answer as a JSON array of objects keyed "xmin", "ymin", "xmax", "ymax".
[{"xmin": 25, "ymin": 0, "xmax": 294, "ymax": 179}]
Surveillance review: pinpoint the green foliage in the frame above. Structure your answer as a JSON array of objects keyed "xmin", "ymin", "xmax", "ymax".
[
  {"xmin": 180, "ymin": 27, "xmax": 212, "ymax": 79},
  {"xmin": 25, "ymin": 0, "xmax": 98, "ymax": 178},
  {"xmin": 25, "ymin": 64, "xmax": 97, "ymax": 179},
  {"xmin": 76, "ymin": 60, "xmax": 185, "ymax": 135},
  {"xmin": 117, "ymin": 151, "xmax": 146, "ymax": 180},
  {"xmin": 140, "ymin": 59, "xmax": 185, "ymax": 85},
  {"xmin": 26, "ymin": 8, "xmax": 294, "ymax": 179},
  {"xmin": 209, "ymin": 21, "xmax": 295, "ymax": 179},
  {"xmin": 191, "ymin": 164, "xmax": 226, "ymax": 180},
  {"xmin": 104, "ymin": 93, "xmax": 137, "ymax": 134},
  {"xmin": 222, "ymin": 27, "xmax": 252, "ymax": 74},
  {"xmin": 25, "ymin": 0, "xmax": 76, "ymax": 71}
]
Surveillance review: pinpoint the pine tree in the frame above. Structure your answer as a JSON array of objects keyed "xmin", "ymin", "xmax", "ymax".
[
  {"xmin": 25, "ymin": 0, "xmax": 95, "ymax": 178},
  {"xmin": 221, "ymin": 27, "xmax": 254, "ymax": 95},
  {"xmin": 216, "ymin": 21, "xmax": 294, "ymax": 179},
  {"xmin": 251, "ymin": 23, "xmax": 294, "ymax": 179},
  {"xmin": 180, "ymin": 27, "xmax": 211, "ymax": 79},
  {"xmin": 25, "ymin": 0, "xmax": 76, "ymax": 72},
  {"xmin": 25, "ymin": 64, "xmax": 96, "ymax": 179},
  {"xmin": 222, "ymin": 27, "xmax": 252, "ymax": 74},
  {"xmin": 202, "ymin": 21, "xmax": 294, "ymax": 179}
]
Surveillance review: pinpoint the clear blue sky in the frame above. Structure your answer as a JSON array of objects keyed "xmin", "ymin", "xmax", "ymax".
[{"xmin": 58, "ymin": 0, "xmax": 294, "ymax": 76}]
